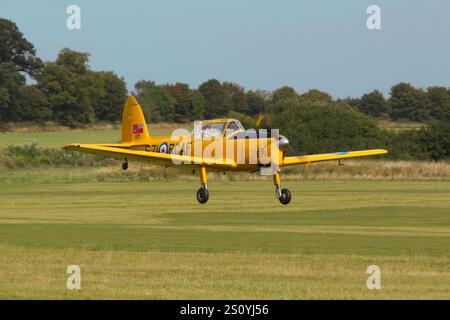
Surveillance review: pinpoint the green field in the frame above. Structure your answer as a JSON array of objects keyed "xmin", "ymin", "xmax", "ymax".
[
  {"xmin": 0, "ymin": 128, "xmax": 175, "ymax": 148},
  {"xmin": 0, "ymin": 168, "xmax": 449, "ymax": 299}
]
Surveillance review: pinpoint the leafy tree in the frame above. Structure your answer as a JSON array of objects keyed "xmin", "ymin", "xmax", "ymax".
[
  {"xmin": 37, "ymin": 49, "xmax": 114, "ymax": 126},
  {"xmin": 0, "ymin": 19, "xmax": 47, "ymax": 123},
  {"xmin": 223, "ymin": 81, "xmax": 248, "ymax": 114},
  {"xmin": 385, "ymin": 130, "xmax": 422, "ymax": 160},
  {"xmin": 162, "ymin": 83, "xmax": 191, "ymax": 122},
  {"xmin": 334, "ymin": 99, "xmax": 354, "ymax": 111},
  {"xmin": 427, "ymin": 86, "xmax": 450, "ymax": 122},
  {"xmin": 133, "ymin": 80, "xmax": 152, "ymax": 96},
  {"xmin": 302, "ymin": 89, "xmax": 332, "ymax": 104},
  {"xmin": 246, "ymin": 90, "xmax": 268, "ymax": 116},
  {"xmin": 186, "ymin": 89, "xmax": 205, "ymax": 121},
  {"xmin": 162, "ymin": 83, "xmax": 205, "ymax": 122},
  {"xmin": 340, "ymin": 97, "xmax": 361, "ymax": 112},
  {"xmin": 49, "ymin": 91, "xmax": 85, "ymax": 126},
  {"xmin": 198, "ymin": 79, "xmax": 227, "ymax": 118},
  {"xmin": 161, "ymin": 83, "xmax": 208, "ymax": 122},
  {"xmin": 0, "ymin": 61, "xmax": 25, "ymax": 121},
  {"xmin": 134, "ymin": 80, "xmax": 176, "ymax": 122},
  {"xmin": 15, "ymin": 86, "xmax": 51, "ymax": 122},
  {"xmin": 358, "ymin": 90, "xmax": 388, "ymax": 117},
  {"xmin": 389, "ymin": 83, "xmax": 431, "ymax": 121},
  {"xmin": 0, "ymin": 18, "xmax": 42, "ymax": 76},
  {"xmin": 0, "ymin": 62, "xmax": 50, "ymax": 123},
  {"xmin": 91, "ymin": 72, "xmax": 127, "ymax": 122},
  {"xmin": 35, "ymin": 49, "xmax": 127, "ymax": 126},
  {"xmin": 0, "ymin": 86, "xmax": 9, "ymax": 121},
  {"xmin": 55, "ymin": 48, "xmax": 89, "ymax": 75},
  {"xmin": 271, "ymin": 86, "xmax": 298, "ymax": 103},
  {"xmin": 418, "ymin": 121, "xmax": 450, "ymax": 161}
]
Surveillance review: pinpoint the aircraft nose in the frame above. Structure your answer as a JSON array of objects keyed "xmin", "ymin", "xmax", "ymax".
[{"xmin": 279, "ymin": 135, "xmax": 289, "ymax": 151}]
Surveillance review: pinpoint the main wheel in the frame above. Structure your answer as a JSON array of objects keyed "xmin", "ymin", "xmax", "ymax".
[
  {"xmin": 196, "ymin": 187, "xmax": 209, "ymax": 204},
  {"xmin": 279, "ymin": 188, "xmax": 291, "ymax": 205},
  {"xmin": 122, "ymin": 161, "xmax": 128, "ymax": 170}
]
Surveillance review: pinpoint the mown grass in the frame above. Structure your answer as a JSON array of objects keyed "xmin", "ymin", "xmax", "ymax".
[{"xmin": 0, "ymin": 170, "xmax": 449, "ymax": 299}]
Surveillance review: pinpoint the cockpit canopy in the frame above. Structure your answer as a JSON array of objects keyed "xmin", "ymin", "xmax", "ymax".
[{"xmin": 192, "ymin": 119, "xmax": 245, "ymax": 138}]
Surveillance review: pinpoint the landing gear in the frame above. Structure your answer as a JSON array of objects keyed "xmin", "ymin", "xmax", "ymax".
[
  {"xmin": 273, "ymin": 170, "xmax": 291, "ymax": 205},
  {"xmin": 122, "ymin": 160, "xmax": 128, "ymax": 170},
  {"xmin": 193, "ymin": 166, "xmax": 291, "ymax": 205},
  {"xmin": 196, "ymin": 165, "xmax": 209, "ymax": 204}
]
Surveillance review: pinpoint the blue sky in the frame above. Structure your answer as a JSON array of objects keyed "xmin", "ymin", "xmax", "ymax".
[{"xmin": 1, "ymin": 0, "xmax": 450, "ymax": 97}]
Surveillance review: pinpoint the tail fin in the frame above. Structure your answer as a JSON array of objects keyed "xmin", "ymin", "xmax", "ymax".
[{"xmin": 121, "ymin": 96, "xmax": 150, "ymax": 143}]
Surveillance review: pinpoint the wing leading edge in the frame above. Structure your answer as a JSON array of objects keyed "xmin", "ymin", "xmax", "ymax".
[
  {"xmin": 282, "ymin": 149, "xmax": 388, "ymax": 166},
  {"xmin": 64, "ymin": 144, "xmax": 237, "ymax": 169}
]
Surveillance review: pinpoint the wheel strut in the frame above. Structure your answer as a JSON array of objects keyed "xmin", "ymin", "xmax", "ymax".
[
  {"xmin": 196, "ymin": 166, "xmax": 209, "ymax": 204},
  {"xmin": 273, "ymin": 170, "xmax": 291, "ymax": 205}
]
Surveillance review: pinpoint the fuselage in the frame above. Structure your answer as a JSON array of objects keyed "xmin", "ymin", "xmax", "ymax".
[{"xmin": 121, "ymin": 119, "xmax": 288, "ymax": 172}]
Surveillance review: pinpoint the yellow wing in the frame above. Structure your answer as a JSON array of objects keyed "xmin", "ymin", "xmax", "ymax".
[
  {"xmin": 282, "ymin": 149, "xmax": 388, "ymax": 166},
  {"xmin": 64, "ymin": 144, "xmax": 237, "ymax": 169}
]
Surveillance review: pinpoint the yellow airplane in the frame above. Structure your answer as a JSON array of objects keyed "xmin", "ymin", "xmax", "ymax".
[{"xmin": 64, "ymin": 96, "xmax": 388, "ymax": 205}]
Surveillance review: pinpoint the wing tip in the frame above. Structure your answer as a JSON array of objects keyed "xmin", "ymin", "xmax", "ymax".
[
  {"xmin": 63, "ymin": 144, "xmax": 81, "ymax": 150},
  {"xmin": 377, "ymin": 148, "xmax": 389, "ymax": 154}
]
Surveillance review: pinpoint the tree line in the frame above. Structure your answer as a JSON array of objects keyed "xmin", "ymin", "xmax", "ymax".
[{"xmin": 0, "ymin": 18, "xmax": 449, "ymax": 160}]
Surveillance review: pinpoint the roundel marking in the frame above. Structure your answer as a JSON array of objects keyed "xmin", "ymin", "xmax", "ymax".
[{"xmin": 159, "ymin": 142, "xmax": 169, "ymax": 153}]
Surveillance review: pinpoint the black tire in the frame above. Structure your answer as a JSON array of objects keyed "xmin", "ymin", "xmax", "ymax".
[
  {"xmin": 279, "ymin": 188, "xmax": 291, "ymax": 205},
  {"xmin": 122, "ymin": 161, "xmax": 128, "ymax": 170},
  {"xmin": 196, "ymin": 187, "xmax": 209, "ymax": 204}
]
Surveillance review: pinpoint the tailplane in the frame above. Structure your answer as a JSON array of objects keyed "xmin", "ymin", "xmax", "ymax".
[{"xmin": 121, "ymin": 96, "xmax": 150, "ymax": 143}]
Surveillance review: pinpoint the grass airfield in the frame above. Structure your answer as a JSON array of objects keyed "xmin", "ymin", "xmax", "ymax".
[{"xmin": 0, "ymin": 168, "xmax": 449, "ymax": 299}]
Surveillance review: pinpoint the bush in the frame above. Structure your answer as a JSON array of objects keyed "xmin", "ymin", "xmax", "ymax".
[
  {"xmin": 418, "ymin": 121, "xmax": 450, "ymax": 161},
  {"xmin": 270, "ymin": 98, "xmax": 389, "ymax": 155},
  {"xmin": 1, "ymin": 143, "xmax": 113, "ymax": 168}
]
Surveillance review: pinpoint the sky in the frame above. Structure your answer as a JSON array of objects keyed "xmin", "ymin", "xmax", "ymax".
[{"xmin": 1, "ymin": 0, "xmax": 450, "ymax": 98}]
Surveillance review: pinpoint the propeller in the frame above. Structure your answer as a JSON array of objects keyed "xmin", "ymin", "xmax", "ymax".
[
  {"xmin": 254, "ymin": 113, "xmax": 289, "ymax": 151},
  {"xmin": 255, "ymin": 113, "xmax": 264, "ymax": 130}
]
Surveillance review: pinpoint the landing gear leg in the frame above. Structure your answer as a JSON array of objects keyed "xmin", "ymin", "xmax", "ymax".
[
  {"xmin": 273, "ymin": 170, "xmax": 291, "ymax": 205},
  {"xmin": 122, "ymin": 159, "xmax": 128, "ymax": 170},
  {"xmin": 196, "ymin": 166, "xmax": 209, "ymax": 204}
]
